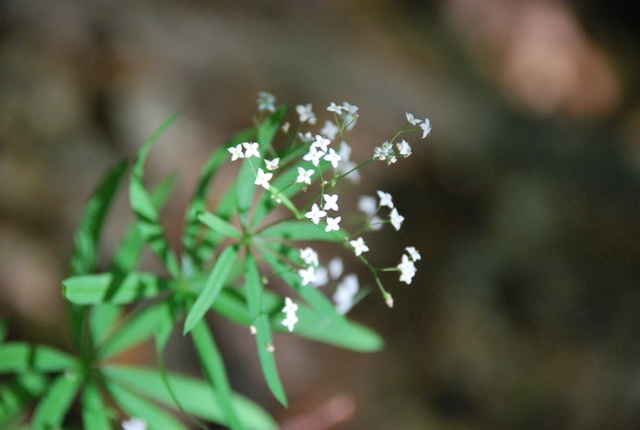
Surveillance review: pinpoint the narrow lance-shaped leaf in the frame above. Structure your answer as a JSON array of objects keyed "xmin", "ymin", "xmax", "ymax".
[
  {"xmin": 129, "ymin": 112, "xmax": 181, "ymax": 277},
  {"xmin": 81, "ymin": 379, "xmax": 111, "ymax": 430},
  {"xmin": 62, "ymin": 272, "xmax": 172, "ymax": 305},
  {"xmin": 0, "ymin": 373, "xmax": 47, "ymax": 425},
  {"xmin": 106, "ymin": 382, "xmax": 190, "ymax": 430},
  {"xmin": 32, "ymin": 369, "xmax": 82, "ymax": 429},
  {"xmin": 112, "ymin": 171, "xmax": 179, "ymax": 273},
  {"xmin": 191, "ymin": 321, "xmax": 244, "ymax": 430},
  {"xmin": 253, "ymin": 314, "xmax": 287, "ymax": 406},
  {"xmin": 183, "ymin": 245, "xmax": 238, "ymax": 335},
  {"xmin": 198, "ymin": 212, "xmax": 242, "ymax": 239},
  {"xmin": 103, "ymin": 365, "xmax": 277, "ymax": 430},
  {"xmin": 244, "ymin": 250, "xmax": 263, "ymax": 319},
  {"xmin": 0, "ymin": 343, "xmax": 76, "ymax": 374}
]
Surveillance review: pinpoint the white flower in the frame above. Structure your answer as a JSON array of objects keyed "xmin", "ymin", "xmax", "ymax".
[
  {"xmin": 228, "ymin": 144, "xmax": 245, "ymax": 161},
  {"xmin": 243, "ymin": 142, "xmax": 260, "ymax": 158},
  {"xmin": 406, "ymin": 246, "xmax": 421, "ymax": 261},
  {"xmin": 298, "ymin": 266, "xmax": 316, "ymax": 286},
  {"xmin": 341, "ymin": 102, "xmax": 358, "ymax": 115},
  {"xmin": 321, "ymin": 120, "xmax": 339, "ymax": 140},
  {"xmin": 325, "ymin": 216, "xmax": 341, "ymax": 232},
  {"xmin": 358, "ymin": 195, "xmax": 377, "ymax": 216},
  {"xmin": 265, "ymin": 158, "xmax": 280, "ymax": 170},
  {"xmin": 305, "ymin": 204, "xmax": 327, "ymax": 225},
  {"xmin": 257, "ymin": 92, "xmax": 276, "ymax": 113},
  {"xmin": 298, "ymin": 131, "xmax": 314, "ymax": 143},
  {"xmin": 303, "ymin": 146, "xmax": 325, "ymax": 167},
  {"xmin": 390, "ymin": 208, "xmax": 404, "ymax": 231},
  {"xmin": 312, "ymin": 266, "xmax": 328, "ymax": 287},
  {"xmin": 349, "ymin": 237, "xmax": 369, "ymax": 257},
  {"xmin": 420, "ymin": 118, "xmax": 431, "ymax": 138},
  {"xmin": 377, "ymin": 190, "xmax": 394, "ymax": 209},
  {"xmin": 282, "ymin": 297, "xmax": 299, "ymax": 332},
  {"xmin": 327, "ymin": 102, "xmax": 343, "ymax": 114},
  {"xmin": 250, "ymin": 325, "xmax": 257, "ymax": 334},
  {"xmin": 333, "ymin": 274, "xmax": 359, "ymax": 314},
  {"xmin": 312, "ymin": 135, "xmax": 331, "ymax": 152},
  {"xmin": 281, "ymin": 122, "xmax": 290, "ymax": 133},
  {"xmin": 397, "ymin": 254, "xmax": 416, "ymax": 284},
  {"xmin": 300, "ymin": 247, "xmax": 319, "ymax": 267},
  {"xmin": 282, "ymin": 296, "xmax": 298, "ymax": 315},
  {"xmin": 328, "ymin": 257, "xmax": 343, "ymax": 279},
  {"xmin": 282, "ymin": 313, "xmax": 298, "ymax": 332},
  {"xmin": 385, "ymin": 295, "xmax": 394, "ymax": 308},
  {"xmin": 373, "ymin": 141, "xmax": 396, "ymax": 164},
  {"xmin": 296, "ymin": 103, "xmax": 316, "ymax": 125},
  {"xmin": 323, "ymin": 194, "xmax": 339, "ymax": 211},
  {"xmin": 406, "ymin": 112, "xmax": 422, "ymax": 126},
  {"xmin": 122, "ymin": 418, "xmax": 147, "ymax": 430},
  {"xmin": 254, "ymin": 168, "xmax": 273, "ymax": 190},
  {"xmin": 296, "ymin": 167, "xmax": 314, "ymax": 184},
  {"xmin": 324, "ymin": 148, "xmax": 342, "ymax": 169},
  {"xmin": 397, "ymin": 140, "xmax": 412, "ymax": 157}
]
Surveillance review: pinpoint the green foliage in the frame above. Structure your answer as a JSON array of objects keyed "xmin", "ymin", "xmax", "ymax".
[{"xmin": 0, "ymin": 102, "xmax": 388, "ymax": 429}]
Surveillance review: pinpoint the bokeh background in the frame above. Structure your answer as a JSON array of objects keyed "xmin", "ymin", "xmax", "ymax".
[{"xmin": 2, "ymin": 0, "xmax": 640, "ymax": 428}]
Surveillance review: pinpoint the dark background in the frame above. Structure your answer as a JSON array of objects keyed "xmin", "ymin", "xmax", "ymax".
[{"xmin": 2, "ymin": 1, "xmax": 640, "ymax": 428}]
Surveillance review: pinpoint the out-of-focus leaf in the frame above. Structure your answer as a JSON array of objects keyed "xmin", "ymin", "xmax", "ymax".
[
  {"xmin": 129, "ymin": 113, "xmax": 181, "ymax": 277},
  {"xmin": 112, "ymin": 171, "xmax": 179, "ymax": 273},
  {"xmin": 98, "ymin": 299, "xmax": 176, "ymax": 359},
  {"xmin": 183, "ymin": 245, "xmax": 238, "ymax": 335},
  {"xmin": 253, "ymin": 314, "xmax": 287, "ymax": 406},
  {"xmin": 70, "ymin": 161, "xmax": 127, "ymax": 277},
  {"xmin": 0, "ymin": 373, "xmax": 47, "ymax": 425},
  {"xmin": 62, "ymin": 272, "xmax": 172, "ymax": 305},
  {"xmin": 81, "ymin": 379, "xmax": 111, "ymax": 430},
  {"xmin": 244, "ymin": 251, "xmax": 262, "ymax": 320},
  {"xmin": 0, "ymin": 343, "xmax": 76, "ymax": 374},
  {"xmin": 257, "ymin": 219, "xmax": 346, "ymax": 242},
  {"xmin": 103, "ymin": 365, "xmax": 277, "ymax": 430},
  {"xmin": 89, "ymin": 304, "xmax": 121, "ymax": 348},
  {"xmin": 106, "ymin": 382, "xmax": 189, "ymax": 430},
  {"xmin": 191, "ymin": 321, "xmax": 243, "ymax": 430},
  {"xmin": 32, "ymin": 369, "xmax": 82, "ymax": 429},
  {"xmin": 198, "ymin": 212, "xmax": 242, "ymax": 238}
]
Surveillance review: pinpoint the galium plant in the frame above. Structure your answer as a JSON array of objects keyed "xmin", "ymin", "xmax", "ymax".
[{"xmin": 0, "ymin": 93, "xmax": 429, "ymax": 429}]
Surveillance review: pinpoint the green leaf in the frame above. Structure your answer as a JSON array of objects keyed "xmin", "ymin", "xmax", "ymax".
[
  {"xmin": 88, "ymin": 304, "xmax": 121, "ymax": 350},
  {"xmin": 244, "ymin": 250, "xmax": 263, "ymax": 319},
  {"xmin": 70, "ymin": 161, "xmax": 127, "ymax": 276},
  {"xmin": 182, "ymin": 128, "xmax": 256, "ymax": 268},
  {"xmin": 198, "ymin": 212, "xmax": 242, "ymax": 238},
  {"xmin": 191, "ymin": 321, "xmax": 243, "ymax": 430},
  {"xmin": 103, "ymin": 365, "xmax": 277, "ymax": 430},
  {"xmin": 32, "ymin": 369, "xmax": 82, "ymax": 429},
  {"xmin": 183, "ymin": 245, "xmax": 239, "ymax": 335},
  {"xmin": 112, "ymin": 171, "xmax": 179, "ymax": 273},
  {"xmin": 253, "ymin": 314, "xmax": 287, "ymax": 406},
  {"xmin": 0, "ymin": 343, "xmax": 76, "ymax": 374},
  {"xmin": 106, "ymin": 382, "xmax": 189, "ymax": 430},
  {"xmin": 98, "ymin": 300, "xmax": 173, "ymax": 359},
  {"xmin": 0, "ymin": 373, "xmax": 47, "ymax": 425},
  {"xmin": 129, "ymin": 112, "xmax": 181, "ymax": 277},
  {"xmin": 62, "ymin": 272, "xmax": 172, "ymax": 305},
  {"xmin": 258, "ymin": 219, "xmax": 347, "ymax": 241},
  {"xmin": 81, "ymin": 379, "xmax": 111, "ymax": 430},
  {"xmin": 287, "ymin": 306, "xmax": 384, "ymax": 352}
]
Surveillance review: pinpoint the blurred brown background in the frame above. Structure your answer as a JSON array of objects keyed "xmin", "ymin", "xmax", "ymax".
[{"xmin": 2, "ymin": 0, "xmax": 640, "ymax": 428}]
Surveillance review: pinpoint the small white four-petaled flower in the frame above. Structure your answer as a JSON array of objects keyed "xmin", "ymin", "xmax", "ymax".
[
  {"xmin": 305, "ymin": 204, "xmax": 327, "ymax": 225},
  {"xmin": 323, "ymin": 148, "xmax": 342, "ymax": 169},
  {"xmin": 325, "ymin": 216, "xmax": 341, "ymax": 232},
  {"xmin": 349, "ymin": 237, "xmax": 369, "ymax": 257},
  {"xmin": 390, "ymin": 208, "xmax": 404, "ymax": 231},
  {"xmin": 296, "ymin": 167, "xmax": 314, "ymax": 184},
  {"xmin": 254, "ymin": 168, "xmax": 273, "ymax": 190},
  {"xmin": 243, "ymin": 142, "xmax": 260, "ymax": 158},
  {"xmin": 296, "ymin": 104, "xmax": 317, "ymax": 125},
  {"xmin": 265, "ymin": 158, "xmax": 279, "ymax": 170},
  {"xmin": 228, "ymin": 144, "xmax": 244, "ymax": 161},
  {"xmin": 377, "ymin": 190, "xmax": 394, "ymax": 209},
  {"xmin": 323, "ymin": 194, "xmax": 339, "ymax": 211}
]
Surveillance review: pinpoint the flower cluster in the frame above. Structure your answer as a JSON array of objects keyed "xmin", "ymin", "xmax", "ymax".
[{"xmin": 227, "ymin": 93, "xmax": 430, "ymax": 330}]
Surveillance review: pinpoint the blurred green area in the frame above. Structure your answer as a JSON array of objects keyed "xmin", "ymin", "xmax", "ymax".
[{"xmin": 2, "ymin": 1, "xmax": 640, "ymax": 428}]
